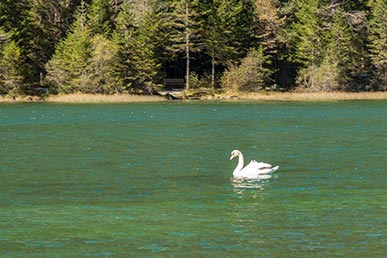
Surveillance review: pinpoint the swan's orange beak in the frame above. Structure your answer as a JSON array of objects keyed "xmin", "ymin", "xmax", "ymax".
[{"xmin": 230, "ymin": 154, "xmax": 235, "ymax": 160}]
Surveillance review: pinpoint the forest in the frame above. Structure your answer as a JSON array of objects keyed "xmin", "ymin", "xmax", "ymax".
[{"xmin": 1, "ymin": 0, "xmax": 387, "ymax": 97}]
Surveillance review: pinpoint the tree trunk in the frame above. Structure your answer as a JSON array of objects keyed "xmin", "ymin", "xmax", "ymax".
[
  {"xmin": 384, "ymin": 68, "xmax": 387, "ymax": 91},
  {"xmin": 186, "ymin": 39, "xmax": 190, "ymax": 90},
  {"xmin": 185, "ymin": 1, "xmax": 190, "ymax": 90},
  {"xmin": 211, "ymin": 48, "xmax": 215, "ymax": 89}
]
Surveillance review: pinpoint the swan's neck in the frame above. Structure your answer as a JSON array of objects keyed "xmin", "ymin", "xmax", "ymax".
[{"xmin": 233, "ymin": 153, "xmax": 244, "ymax": 176}]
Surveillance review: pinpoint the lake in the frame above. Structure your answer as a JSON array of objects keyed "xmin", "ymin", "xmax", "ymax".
[{"xmin": 0, "ymin": 101, "xmax": 386, "ymax": 257}]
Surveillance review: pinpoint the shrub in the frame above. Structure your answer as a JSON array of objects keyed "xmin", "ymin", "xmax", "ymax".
[
  {"xmin": 188, "ymin": 72, "xmax": 212, "ymax": 89},
  {"xmin": 0, "ymin": 40, "xmax": 24, "ymax": 95},
  {"xmin": 296, "ymin": 58, "xmax": 344, "ymax": 92},
  {"xmin": 221, "ymin": 47, "xmax": 271, "ymax": 92}
]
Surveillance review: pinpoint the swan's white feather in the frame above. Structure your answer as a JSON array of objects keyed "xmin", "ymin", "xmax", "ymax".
[
  {"xmin": 230, "ymin": 150, "xmax": 279, "ymax": 179},
  {"xmin": 240, "ymin": 161, "xmax": 278, "ymax": 176},
  {"xmin": 251, "ymin": 160, "xmax": 273, "ymax": 169}
]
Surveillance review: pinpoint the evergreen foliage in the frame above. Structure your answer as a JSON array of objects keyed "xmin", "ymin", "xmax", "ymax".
[
  {"xmin": 253, "ymin": 0, "xmax": 284, "ymax": 52},
  {"xmin": 290, "ymin": 0, "xmax": 370, "ymax": 91},
  {"xmin": 221, "ymin": 47, "xmax": 272, "ymax": 92},
  {"xmin": 291, "ymin": 0, "xmax": 322, "ymax": 65},
  {"xmin": 167, "ymin": 0, "xmax": 202, "ymax": 89},
  {"xmin": 368, "ymin": 0, "xmax": 387, "ymax": 90},
  {"xmin": 88, "ymin": 34, "xmax": 118, "ymax": 93},
  {"xmin": 0, "ymin": 39, "xmax": 24, "ymax": 95},
  {"xmin": 88, "ymin": 0, "xmax": 116, "ymax": 36},
  {"xmin": 0, "ymin": 0, "xmax": 387, "ymax": 95},
  {"xmin": 200, "ymin": 0, "xmax": 249, "ymax": 88},
  {"xmin": 112, "ymin": 0, "xmax": 161, "ymax": 93},
  {"xmin": 45, "ymin": 1, "xmax": 93, "ymax": 93}
]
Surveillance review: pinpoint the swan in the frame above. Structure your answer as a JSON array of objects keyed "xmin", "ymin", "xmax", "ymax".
[{"xmin": 230, "ymin": 150, "xmax": 279, "ymax": 178}]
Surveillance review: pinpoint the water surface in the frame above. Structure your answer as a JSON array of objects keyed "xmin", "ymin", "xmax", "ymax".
[{"xmin": 1, "ymin": 101, "xmax": 386, "ymax": 257}]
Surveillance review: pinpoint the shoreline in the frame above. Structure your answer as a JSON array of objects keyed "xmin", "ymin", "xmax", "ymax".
[
  {"xmin": 1, "ymin": 92, "xmax": 387, "ymax": 103},
  {"xmin": 0, "ymin": 94, "xmax": 166, "ymax": 103},
  {"xmin": 210, "ymin": 91, "xmax": 387, "ymax": 102}
]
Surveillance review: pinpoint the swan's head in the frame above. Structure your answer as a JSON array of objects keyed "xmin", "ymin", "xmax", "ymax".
[{"xmin": 230, "ymin": 150, "xmax": 241, "ymax": 160}]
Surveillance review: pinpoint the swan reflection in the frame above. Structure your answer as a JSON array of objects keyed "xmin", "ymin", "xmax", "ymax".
[{"xmin": 231, "ymin": 174, "xmax": 276, "ymax": 196}]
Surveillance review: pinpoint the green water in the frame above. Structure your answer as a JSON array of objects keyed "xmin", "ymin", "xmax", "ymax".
[{"xmin": 1, "ymin": 101, "xmax": 386, "ymax": 257}]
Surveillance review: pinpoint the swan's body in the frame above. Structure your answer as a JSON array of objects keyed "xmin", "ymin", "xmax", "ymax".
[{"xmin": 230, "ymin": 150, "xmax": 278, "ymax": 178}]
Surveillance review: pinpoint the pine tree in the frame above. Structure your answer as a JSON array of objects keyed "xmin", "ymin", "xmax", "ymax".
[
  {"xmin": 46, "ymin": 1, "xmax": 93, "ymax": 93},
  {"xmin": 111, "ymin": 1, "xmax": 135, "ymax": 91},
  {"xmin": 290, "ymin": 1, "xmax": 369, "ymax": 91},
  {"xmin": 89, "ymin": 34, "xmax": 119, "ymax": 93},
  {"xmin": 0, "ymin": 39, "xmax": 24, "ymax": 95},
  {"xmin": 0, "ymin": 0, "xmax": 33, "ymax": 89},
  {"xmin": 88, "ymin": 0, "xmax": 116, "ymax": 36},
  {"xmin": 139, "ymin": 0, "xmax": 168, "ymax": 87},
  {"xmin": 113, "ymin": 0, "xmax": 161, "ymax": 93},
  {"xmin": 290, "ymin": 0, "xmax": 329, "ymax": 90},
  {"xmin": 291, "ymin": 0, "xmax": 323, "ymax": 68},
  {"xmin": 167, "ymin": 0, "xmax": 201, "ymax": 90},
  {"xmin": 368, "ymin": 0, "xmax": 387, "ymax": 90},
  {"xmin": 254, "ymin": 0, "xmax": 284, "ymax": 51},
  {"xmin": 200, "ymin": 0, "xmax": 246, "ymax": 88},
  {"xmin": 86, "ymin": 0, "xmax": 120, "ymax": 93},
  {"xmin": 0, "ymin": 0, "xmax": 88, "ymax": 93},
  {"xmin": 325, "ymin": 7, "xmax": 363, "ymax": 90},
  {"xmin": 253, "ymin": 0, "xmax": 287, "ymax": 88}
]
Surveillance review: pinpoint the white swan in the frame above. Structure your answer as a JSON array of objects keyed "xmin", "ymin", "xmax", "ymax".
[{"xmin": 230, "ymin": 150, "xmax": 279, "ymax": 178}]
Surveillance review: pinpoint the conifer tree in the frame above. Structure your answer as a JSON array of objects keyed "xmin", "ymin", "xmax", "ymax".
[
  {"xmin": 89, "ymin": 34, "xmax": 119, "ymax": 93},
  {"xmin": 200, "ymin": 0, "xmax": 246, "ymax": 88},
  {"xmin": 46, "ymin": 1, "xmax": 120, "ymax": 93},
  {"xmin": 113, "ymin": 0, "xmax": 161, "ymax": 92},
  {"xmin": 167, "ymin": 0, "xmax": 201, "ymax": 90},
  {"xmin": 253, "ymin": 0, "xmax": 286, "ymax": 88},
  {"xmin": 1, "ymin": 0, "xmax": 84, "ymax": 91},
  {"xmin": 139, "ymin": 0, "xmax": 168, "ymax": 86},
  {"xmin": 290, "ymin": 0, "xmax": 326, "ymax": 90},
  {"xmin": 291, "ymin": 0, "xmax": 322, "ymax": 69},
  {"xmin": 324, "ymin": 7, "xmax": 362, "ymax": 90},
  {"xmin": 0, "ymin": 38, "xmax": 24, "ymax": 95},
  {"xmin": 88, "ymin": 0, "xmax": 116, "ymax": 36},
  {"xmin": 0, "ymin": 0, "xmax": 35, "ymax": 88},
  {"xmin": 291, "ymin": 1, "xmax": 369, "ymax": 91},
  {"xmin": 111, "ymin": 1, "xmax": 135, "ymax": 91},
  {"xmin": 46, "ymin": 1, "xmax": 93, "ymax": 93},
  {"xmin": 368, "ymin": 0, "xmax": 387, "ymax": 90},
  {"xmin": 254, "ymin": 0, "xmax": 284, "ymax": 52}
]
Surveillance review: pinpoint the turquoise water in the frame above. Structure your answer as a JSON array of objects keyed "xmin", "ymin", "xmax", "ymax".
[{"xmin": 0, "ymin": 101, "xmax": 386, "ymax": 257}]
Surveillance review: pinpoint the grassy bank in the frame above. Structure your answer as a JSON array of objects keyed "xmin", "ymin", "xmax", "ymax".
[
  {"xmin": 46, "ymin": 93, "xmax": 166, "ymax": 103},
  {"xmin": 1, "ymin": 91, "xmax": 387, "ymax": 103},
  {"xmin": 0, "ymin": 93, "xmax": 166, "ymax": 103},
  {"xmin": 210, "ymin": 91, "xmax": 387, "ymax": 101}
]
